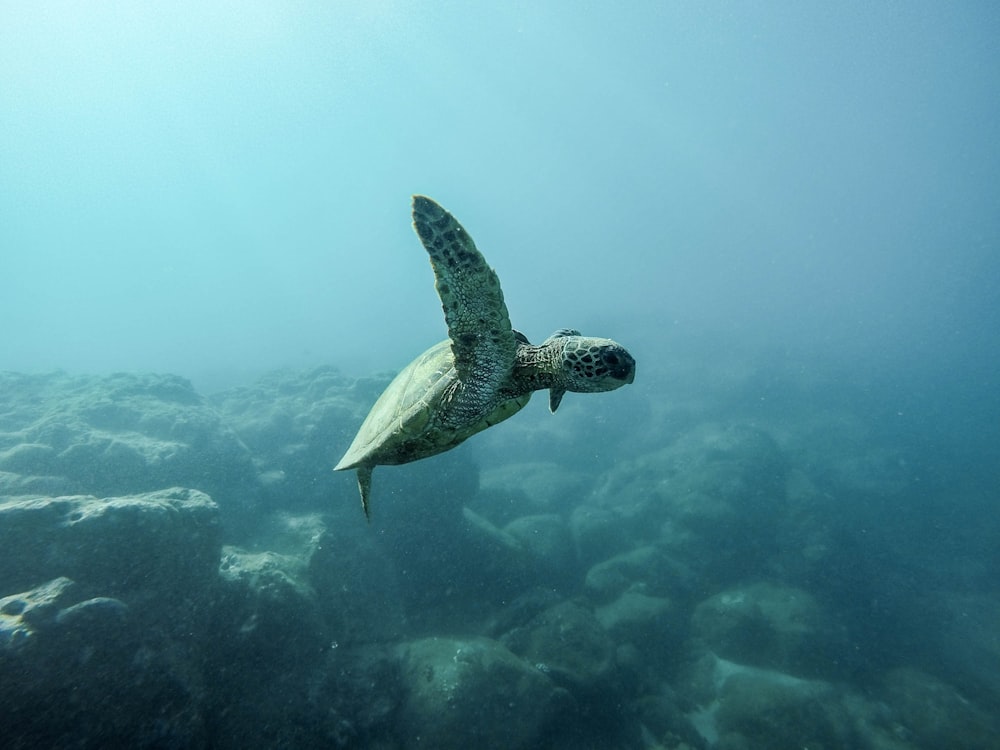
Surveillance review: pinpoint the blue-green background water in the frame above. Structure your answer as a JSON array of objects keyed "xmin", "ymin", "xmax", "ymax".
[
  {"xmin": 3, "ymin": 2, "xmax": 997, "ymax": 386},
  {"xmin": 2, "ymin": 3, "xmax": 1000, "ymax": 747}
]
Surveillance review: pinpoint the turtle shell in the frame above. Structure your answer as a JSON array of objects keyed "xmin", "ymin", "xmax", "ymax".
[{"xmin": 335, "ymin": 339, "xmax": 531, "ymax": 472}]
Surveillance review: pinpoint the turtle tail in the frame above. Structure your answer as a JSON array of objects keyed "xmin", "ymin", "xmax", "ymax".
[{"xmin": 357, "ymin": 465, "xmax": 373, "ymax": 522}]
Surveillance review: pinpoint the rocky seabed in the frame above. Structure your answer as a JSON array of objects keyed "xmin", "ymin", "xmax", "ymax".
[{"xmin": 1, "ymin": 369, "xmax": 997, "ymax": 749}]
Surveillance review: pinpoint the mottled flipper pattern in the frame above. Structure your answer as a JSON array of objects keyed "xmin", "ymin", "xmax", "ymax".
[{"xmin": 411, "ymin": 195, "xmax": 516, "ymax": 422}]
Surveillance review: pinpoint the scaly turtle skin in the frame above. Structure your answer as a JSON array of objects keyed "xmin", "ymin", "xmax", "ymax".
[{"xmin": 335, "ymin": 195, "xmax": 636, "ymax": 519}]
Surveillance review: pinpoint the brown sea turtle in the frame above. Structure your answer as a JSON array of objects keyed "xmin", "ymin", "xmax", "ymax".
[{"xmin": 335, "ymin": 195, "xmax": 635, "ymax": 519}]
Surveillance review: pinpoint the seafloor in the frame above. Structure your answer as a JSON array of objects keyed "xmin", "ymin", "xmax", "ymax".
[{"xmin": 0, "ymin": 363, "xmax": 997, "ymax": 749}]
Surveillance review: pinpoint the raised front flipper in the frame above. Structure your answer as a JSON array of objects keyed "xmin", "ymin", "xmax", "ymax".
[{"xmin": 411, "ymin": 195, "xmax": 517, "ymax": 423}]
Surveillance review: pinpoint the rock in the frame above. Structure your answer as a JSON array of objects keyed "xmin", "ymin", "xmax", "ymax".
[
  {"xmin": 373, "ymin": 449, "xmax": 479, "ymax": 525},
  {"xmin": 0, "ymin": 577, "xmax": 78, "ymax": 650},
  {"xmin": 501, "ymin": 600, "xmax": 617, "ymax": 698},
  {"xmin": 307, "ymin": 644, "xmax": 405, "ymax": 748},
  {"xmin": 788, "ymin": 410, "xmax": 915, "ymax": 499},
  {"xmin": 472, "ymin": 387, "xmax": 640, "ymax": 470},
  {"xmin": 380, "ymin": 497, "xmax": 533, "ymax": 631},
  {"xmin": 308, "ymin": 527, "xmax": 406, "ymax": 645},
  {"xmin": 584, "ymin": 544, "xmax": 692, "ymax": 604},
  {"xmin": 0, "ymin": 488, "xmax": 221, "ymax": 602},
  {"xmin": 881, "ymin": 667, "xmax": 999, "ymax": 750},
  {"xmin": 320, "ymin": 416, "xmax": 606, "ymax": 632},
  {"xmin": 0, "ymin": 469, "xmax": 77, "ymax": 497},
  {"xmin": 932, "ymin": 592, "xmax": 1000, "ymax": 704},
  {"xmin": 684, "ymin": 653, "xmax": 848, "ymax": 749},
  {"xmin": 712, "ymin": 669, "xmax": 849, "ymax": 749},
  {"xmin": 0, "ymin": 371, "xmax": 256, "ymax": 504},
  {"xmin": 210, "ymin": 366, "xmax": 371, "ymax": 511},
  {"xmin": 583, "ymin": 423, "xmax": 787, "ymax": 584},
  {"xmin": 214, "ymin": 546, "xmax": 327, "ymax": 661},
  {"xmin": 503, "ymin": 513, "xmax": 577, "ymax": 588},
  {"xmin": 0, "ymin": 577, "xmax": 207, "ymax": 747},
  {"xmin": 474, "ymin": 461, "xmax": 593, "ymax": 525},
  {"xmin": 596, "ymin": 591, "xmax": 675, "ymax": 651},
  {"xmin": 0, "ymin": 490, "xmax": 219, "ymax": 747},
  {"xmin": 450, "ymin": 508, "xmax": 533, "ymax": 610},
  {"xmin": 634, "ymin": 685, "xmax": 708, "ymax": 750},
  {"xmin": 769, "ymin": 468, "xmax": 840, "ymax": 583},
  {"xmin": 483, "ymin": 587, "xmax": 565, "ymax": 638},
  {"xmin": 682, "ymin": 653, "xmax": 997, "ymax": 750},
  {"xmin": 569, "ymin": 504, "xmax": 636, "ymax": 568},
  {"xmin": 396, "ymin": 636, "xmax": 567, "ymax": 750},
  {"xmin": 54, "ymin": 595, "xmax": 129, "ymax": 629},
  {"xmin": 690, "ymin": 582, "xmax": 846, "ymax": 679},
  {"xmin": 205, "ymin": 547, "xmax": 337, "ymax": 749},
  {"xmin": 0, "ymin": 443, "xmax": 58, "ymax": 475}
]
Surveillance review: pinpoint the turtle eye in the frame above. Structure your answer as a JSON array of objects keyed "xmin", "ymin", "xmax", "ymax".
[{"xmin": 604, "ymin": 352, "xmax": 620, "ymax": 367}]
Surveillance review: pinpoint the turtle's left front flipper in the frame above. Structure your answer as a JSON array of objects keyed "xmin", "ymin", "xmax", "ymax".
[{"xmin": 411, "ymin": 195, "xmax": 518, "ymax": 415}]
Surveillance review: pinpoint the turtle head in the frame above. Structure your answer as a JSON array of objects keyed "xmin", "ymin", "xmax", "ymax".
[{"xmin": 544, "ymin": 330, "xmax": 635, "ymax": 412}]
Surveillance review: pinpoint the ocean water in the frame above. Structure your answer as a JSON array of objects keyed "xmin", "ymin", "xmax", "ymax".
[{"xmin": 1, "ymin": 3, "xmax": 999, "ymax": 748}]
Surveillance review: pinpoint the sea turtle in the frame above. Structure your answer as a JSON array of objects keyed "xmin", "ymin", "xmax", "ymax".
[{"xmin": 335, "ymin": 195, "xmax": 636, "ymax": 519}]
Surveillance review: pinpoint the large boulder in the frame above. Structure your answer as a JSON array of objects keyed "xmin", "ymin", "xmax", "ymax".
[
  {"xmin": 574, "ymin": 423, "xmax": 787, "ymax": 582},
  {"xmin": 584, "ymin": 544, "xmax": 694, "ymax": 604},
  {"xmin": 307, "ymin": 644, "xmax": 405, "ymax": 749},
  {"xmin": 503, "ymin": 513, "xmax": 577, "ymax": 589},
  {"xmin": 500, "ymin": 600, "xmax": 618, "ymax": 698},
  {"xmin": 364, "ymin": 455, "xmax": 530, "ymax": 630},
  {"xmin": 880, "ymin": 667, "xmax": 999, "ymax": 750},
  {"xmin": 690, "ymin": 582, "xmax": 846, "ymax": 679},
  {"xmin": 711, "ymin": 668, "xmax": 849, "ymax": 750},
  {"xmin": 198, "ymin": 518, "xmax": 408, "ymax": 750},
  {"xmin": 203, "ymin": 546, "xmax": 336, "ymax": 749},
  {"xmin": 683, "ymin": 653, "xmax": 850, "ymax": 750},
  {"xmin": 396, "ymin": 636, "xmax": 567, "ymax": 750},
  {"xmin": 473, "ymin": 461, "xmax": 593, "ymax": 526},
  {"xmin": 0, "ymin": 576, "xmax": 207, "ymax": 747},
  {"xmin": 214, "ymin": 546, "xmax": 327, "ymax": 659},
  {"xmin": 0, "ymin": 371, "xmax": 256, "ymax": 504},
  {"xmin": 928, "ymin": 592, "xmax": 1000, "ymax": 705},
  {"xmin": 308, "ymin": 526, "xmax": 407, "ymax": 645},
  {"xmin": 682, "ymin": 652, "xmax": 1000, "ymax": 750},
  {"xmin": 596, "ymin": 591, "xmax": 675, "ymax": 653},
  {"xmin": 569, "ymin": 504, "xmax": 637, "ymax": 569},
  {"xmin": 0, "ymin": 487, "xmax": 221, "ymax": 604},
  {"xmin": 0, "ymin": 482, "xmax": 226, "ymax": 748}
]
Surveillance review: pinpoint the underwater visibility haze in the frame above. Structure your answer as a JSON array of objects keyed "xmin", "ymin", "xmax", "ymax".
[{"xmin": 1, "ymin": 2, "xmax": 999, "ymax": 748}]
